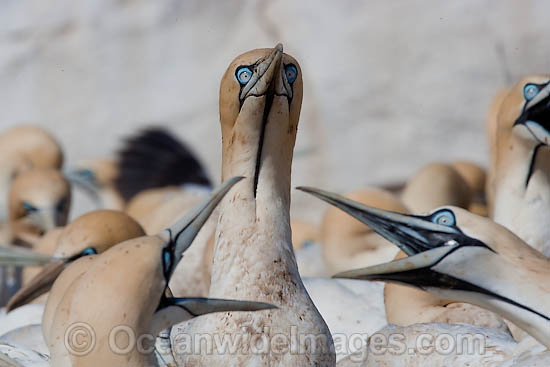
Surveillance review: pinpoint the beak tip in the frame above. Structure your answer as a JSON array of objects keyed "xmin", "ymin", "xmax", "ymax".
[{"xmin": 275, "ymin": 43, "xmax": 283, "ymax": 52}]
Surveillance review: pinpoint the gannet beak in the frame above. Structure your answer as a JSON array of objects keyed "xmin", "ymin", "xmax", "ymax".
[
  {"xmin": 152, "ymin": 297, "xmax": 276, "ymax": 336},
  {"xmin": 297, "ymin": 186, "xmax": 463, "ymax": 256},
  {"xmin": 0, "ymin": 245, "xmax": 53, "ymax": 267},
  {"xmin": 64, "ymin": 168, "xmax": 101, "ymax": 204},
  {"xmin": 160, "ymin": 176, "xmax": 244, "ymax": 277},
  {"xmin": 515, "ymin": 83, "xmax": 550, "ymax": 144},
  {"xmin": 333, "ymin": 245, "xmax": 458, "ymax": 282},
  {"xmin": 5, "ymin": 259, "xmax": 66, "ymax": 312},
  {"xmin": 239, "ymin": 44, "xmax": 283, "ymax": 101}
]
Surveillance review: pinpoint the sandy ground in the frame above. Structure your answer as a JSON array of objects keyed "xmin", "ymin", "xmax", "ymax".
[{"xmin": 0, "ymin": 0, "xmax": 549, "ymax": 222}]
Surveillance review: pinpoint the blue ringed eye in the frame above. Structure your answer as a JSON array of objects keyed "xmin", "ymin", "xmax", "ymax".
[
  {"xmin": 82, "ymin": 247, "xmax": 97, "ymax": 256},
  {"xmin": 236, "ymin": 67, "xmax": 252, "ymax": 85},
  {"xmin": 285, "ymin": 65, "xmax": 297, "ymax": 83},
  {"xmin": 524, "ymin": 84, "xmax": 539, "ymax": 101},
  {"xmin": 431, "ymin": 209, "xmax": 455, "ymax": 227},
  {"xmin": 22, "ymin": 202, "xmax": 37, "ymax": 213}
]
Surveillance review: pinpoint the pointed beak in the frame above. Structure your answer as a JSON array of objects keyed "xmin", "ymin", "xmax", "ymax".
[
  {"xmin": 161, "ymin": 176, "xmax": 244, "ymax": 275},
  {"xmin": 333, "ymin": 244, "xmax": 458, "ymax": 283},
  {"xmin": 297, "ymin": 186, "xmax": 460, "ymax": 256},
  {"xmin": 240, "ymin": 43, "xmax": 283, "ymax": 101},
  {"xmin": 64, "ymin": 168, "xmax": 101, "ymax": 204},
  {"xmin": 0, "ymin": 245, "xmax": 53, "ymax": 266},
  {"xmin": 5, "ymin": 259, "xmax": 66, "ymax": 312}
]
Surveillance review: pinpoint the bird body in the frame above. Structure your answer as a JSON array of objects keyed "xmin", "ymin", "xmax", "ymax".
[{"xmin": 179, "ymin": 45, "xmax": 335, "ymax": 366}]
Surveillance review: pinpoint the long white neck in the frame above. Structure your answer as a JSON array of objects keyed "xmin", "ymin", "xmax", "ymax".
[
  {"xmin": 211, "ymin": 96, "xmax": 299, "ymax": 301},
  {"xmin": 492, "ymin": 135, "xmax": 550, "ymax": 256}
]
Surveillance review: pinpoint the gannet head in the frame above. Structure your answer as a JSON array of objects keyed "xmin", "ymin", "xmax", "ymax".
[
  {"xmin": 6, "ymin": 210, "xmax": 146, "ymax": 312},
  {"xmin": 219, "ymin": 44, "xmax": 303, "ymax": 200},
  {"xmin": 499, "ymin": 75, "xmax": 550, "ymax": 146},
  {"xmin": 64, "ymin": 159, "xmax": 118, "ymax": 202},
  {"xmin": 299, "ymin": 186, "xmax": 550, "ymax": 347},
  {"xmin": 9, "ymin": 169, "xmax": 71, "ymax": 237}
]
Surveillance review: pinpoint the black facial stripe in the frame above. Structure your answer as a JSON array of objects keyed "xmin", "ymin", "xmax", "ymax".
[
  {"xmin": 247, "ymin": 92, "xmax": 289, "ymax": 98},
  {"xmin": 375, "ymin": 214, "xmax": 494, "ymax": 254},
  {"xmin": 372, "ymin": 267, "xmax": 550, "ymax": 322},
  {"xmin": 526, "ymin": 143, "xmax": 545, "ymax": 188},
  {"xmin": 253, "ymin": 81, "xmax": 276, "ymax": 198}
]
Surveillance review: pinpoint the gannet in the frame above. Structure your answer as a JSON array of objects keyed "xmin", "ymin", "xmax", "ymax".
[
  {"xmin": 8, "ymin": 169, "xmax": 71, "ymax": 245},
  {"xmin": 45, "ymin": 177, "xmax": 275, "ymax": 367},
  {"xmin": 177, "ymin": 44, "xmax": 335, "ymax": 366},
  {"xmin": 0, "ymin": 125, "xmax": 63, "ymax": 228},
  {"xmin": 5, "ymin": 209, "xmax": 145, "ymax": 312},
  {"xmin": 298, "ymin": 187, "xmax": 550, "ymax": 349},
  {"xmin": 1, "ymin": 168, "xmax": 70, "ymax": 306},
  {"xmin": 487, "ymin": 75, "xmax": 550, "ymax": 256}
]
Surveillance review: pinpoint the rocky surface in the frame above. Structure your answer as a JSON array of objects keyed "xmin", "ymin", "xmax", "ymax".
[{"xmin": 1, "ymin": 0, "xmax": 549, "ymax": 222}]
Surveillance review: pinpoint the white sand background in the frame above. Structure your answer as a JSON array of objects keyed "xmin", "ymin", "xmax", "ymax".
[{"xmin": 0, "ymin": 0, "xmax": 549, "ymax": 223}]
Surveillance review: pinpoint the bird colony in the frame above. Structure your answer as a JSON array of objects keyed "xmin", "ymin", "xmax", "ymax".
[{"xmin": 0, "ymin": 44, "xmax": 549, "ymax": 367}]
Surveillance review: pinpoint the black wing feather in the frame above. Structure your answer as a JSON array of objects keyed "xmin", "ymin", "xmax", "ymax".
[{"xmin": 114, "ymin": 127, "xmax": 212, "ymax": 203}]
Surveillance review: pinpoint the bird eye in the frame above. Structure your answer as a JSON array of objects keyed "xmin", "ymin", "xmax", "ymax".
[
  {"xmin": 22, "ymin": 202, "xmax": 38, "ymax": 214},
  {"xmin": 236, "ymin": 67, "xmax": 252, "ymax": 85},
  {"xmin": 524, "ymin": 84, "xmax": 540, "ymax": 101},
  {"xmin": 285, "ymin": 65, "xmax": 297, "ymax": 84},
  {"xmin": 81, "ymin": 247, "xmax": 97, "ymax": 256},
  {"xmin": 431, "ymin": 209, "xmax": 455, "ymax": 227}
]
